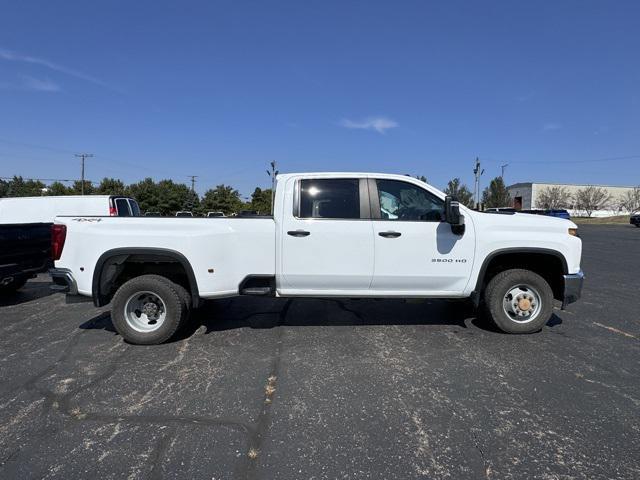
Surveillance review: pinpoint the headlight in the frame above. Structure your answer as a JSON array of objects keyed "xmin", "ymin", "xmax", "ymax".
[{"xmin": 568, "ymin": 227, "xmax": 578, "ymax": 237}]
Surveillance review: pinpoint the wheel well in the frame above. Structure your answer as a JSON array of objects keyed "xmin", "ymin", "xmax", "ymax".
[
  {"xmin": 93, "ymin": 250, "xmax": 199, "ymax": 307},
  {"xmin": 478, "ymin": 251, "xmax": 566, "ymax": 301}
]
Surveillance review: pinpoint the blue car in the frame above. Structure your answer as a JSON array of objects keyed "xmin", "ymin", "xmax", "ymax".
[{"xmin": 545, "ymin": 209, "xmax": 571, "ymax": 220}]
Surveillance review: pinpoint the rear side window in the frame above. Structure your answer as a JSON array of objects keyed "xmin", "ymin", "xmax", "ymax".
[
  {"xmin": 115, "ymin": 198, "xmax": 131, "ymax": 217},
  {"xmin": 128, "ymin": 200, "xmax": 141, "ymax": 216},
  {"xmin": 298, "ymin": 179, "xmax": 360, "ymax": 219}
]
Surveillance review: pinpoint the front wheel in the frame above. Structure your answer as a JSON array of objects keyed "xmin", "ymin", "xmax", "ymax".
[
  {"xmin": 483, "ymin": 269, "xmax": 554, "ymax": 334},
  {"xmin": 111, "ymin": 275, "xmax": 185, "ymax": 345}
]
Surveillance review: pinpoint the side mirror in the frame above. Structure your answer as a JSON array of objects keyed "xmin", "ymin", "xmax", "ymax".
[{"xmin": 444, "ymin": 196, "xmax": 465, "ymax": 235}]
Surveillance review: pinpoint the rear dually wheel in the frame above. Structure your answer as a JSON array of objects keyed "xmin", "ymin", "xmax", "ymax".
[{"xmin": 111, "ymin": 274, "xmax": 186, "ymax": 345}]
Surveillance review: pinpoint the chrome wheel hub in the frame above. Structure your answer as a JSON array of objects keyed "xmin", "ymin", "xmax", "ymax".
[
  {"xmin": 124, "ymin": 291, "xmax": 167, "ymax": 332},
  {"xmin": 502, "ymin": 285, "xmax": 542, "ymax": 323}
]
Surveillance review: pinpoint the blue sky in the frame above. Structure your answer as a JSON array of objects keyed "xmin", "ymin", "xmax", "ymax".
[{"xmin": 1, "ymin": 0, "xmax": 639, "ymax": 196}]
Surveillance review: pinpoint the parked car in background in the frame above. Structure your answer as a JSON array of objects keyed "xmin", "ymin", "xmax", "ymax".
[
  {"xmin": 630, "ymin": 213, "xmax": 640, "ymax": 227},
  {"xmin": 207, "ymin": 211, "xmax": 225, "ymax": 217},
  {"xmin": 0, "ymin": 195, "xmax": 140, "ymax": 294},
  {"xmin": 175, "ymin": 211, "xmax": 193, "ymax": 217},
  {"xmin": 545, "ymin": 209, "xmax": 571, "ymax": 220},
  {"xmin": 484, "ymin": 207, "xmax": 516, "ymax": 214},
  {"xmin": 51, "ymin": 172, "xmax": 583, "ymax": 344}
]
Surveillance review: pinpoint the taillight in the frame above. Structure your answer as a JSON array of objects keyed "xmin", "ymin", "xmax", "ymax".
[
  {"xmin": 51, "ymin": 224, "xmax": 67, "ymax": 261},
  {"xmin": 109, "ymin": 206, "xmax": 117, "ymax": 216}
]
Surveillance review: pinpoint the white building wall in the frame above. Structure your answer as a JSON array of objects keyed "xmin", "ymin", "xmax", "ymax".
[{"xmin": 508, "ymin": 182, "xmax": 637, "ymax": 216}]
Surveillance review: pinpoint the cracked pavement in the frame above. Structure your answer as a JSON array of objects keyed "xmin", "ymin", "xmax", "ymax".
[{"xmin": 0, "ymin": 224, "xmax": 639, "ymax": 479}]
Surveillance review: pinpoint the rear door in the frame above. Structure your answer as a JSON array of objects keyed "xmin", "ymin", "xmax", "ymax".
[
  {"xmin": 113, "ymin": 197, "xmax": 132, "ymax": 216},
  {"xmin": 369, "ymin": 178, "xmax": 475, "ymax": 294},
  {"xmin": 279, "ymin": 177, "xmax": 374, "ymax": 293}
]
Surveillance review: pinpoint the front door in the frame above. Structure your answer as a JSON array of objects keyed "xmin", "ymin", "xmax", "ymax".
[
  {"xmin": 279, "ymin": 177, "xmax": 374, "ymax": 293},
  {"xmin": 369, "ymin": 178, "xmax": 475, "ymax": 294}
]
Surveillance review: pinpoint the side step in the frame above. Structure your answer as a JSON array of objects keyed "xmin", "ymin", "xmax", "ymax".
[
  {"xmin": 239, "ymin": 275, "xmax": 275, "ymax": 296},
  {"xmin": 240, "ymin": 286, "xmax": 273, "ymax": 296}
]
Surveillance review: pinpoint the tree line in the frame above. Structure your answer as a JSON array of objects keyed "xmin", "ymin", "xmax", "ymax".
[
  {"xmin": 0, "ymin": 176, "xmax": 272, "ymax": 216},
  {"xmin": 4, "ymin": 173, "xmax": 633, "ymax": 217}
]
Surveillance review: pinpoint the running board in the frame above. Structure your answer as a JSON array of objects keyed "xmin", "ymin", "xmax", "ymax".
[
  {"xmin": 240, "ymin": 286, "xmax": 273, "ymax": 296},
  {"xmin": 238, "ymin": 275, "xmax": 276, "ymax": 296}
]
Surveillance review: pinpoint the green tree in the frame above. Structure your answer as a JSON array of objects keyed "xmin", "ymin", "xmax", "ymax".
[
  {"xmin": 0, "ymin": 179, "xmax": 9, "ymax": 197},
  {"xmin": 6, "ymin": 176, "xmax": 46, "ymax": 197},
  {"xmin": 482, "ymin": 176, "xmax": 511, "ymax": 208},
  {"xmin": 70, "ymin": 180, "xmax": 95, "ymax": 195},
  {"xmin": 249, "ymin": 187, "xmax": 272, "ymax": 214},
  {"xmin": 156, "ymin": 180, "xmax": 198, "ymax": 214},
  {"xmin": 444, "ymin": 178, "xmax": 474, "ymax": 208},
  {"xmin": 201, "ymin": 184, "xmax": 244, "ymax": 215},
  {"xmin": 47, "ymin": 181, "xmax": 72, "ymax": 196},
  {"xmin": 128, "ymin": 178, "xmax": 162, "ymax": 214},
  {"xmin": 97, "ymin": 178, "xmax": 127, "ymax": 196}
]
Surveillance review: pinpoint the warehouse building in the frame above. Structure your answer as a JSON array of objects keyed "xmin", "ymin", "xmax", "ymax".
[{"xmin": 506, "ymin": 182, "xmax": 636, "ymax": 211}]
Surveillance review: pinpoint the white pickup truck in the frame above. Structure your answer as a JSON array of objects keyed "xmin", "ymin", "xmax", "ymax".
[{"xmin": 50, "ymin": 172, "xmax": 583, "ymax": 344}]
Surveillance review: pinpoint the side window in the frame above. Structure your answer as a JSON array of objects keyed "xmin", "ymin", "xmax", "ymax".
[
  {"xmin": 376, "ymin": 179, "xmax": 444, "ymax": 222},
  {"xmin": 115, "ymin": 198, "xmax": 131, "ymax": 217},
  {"xmin": 299, "ymin": 179, "xmax": 360, "ymax": 219},
  {"xmin": 128, "ymin": 199, "xmax": 141, "ymax": 217}
]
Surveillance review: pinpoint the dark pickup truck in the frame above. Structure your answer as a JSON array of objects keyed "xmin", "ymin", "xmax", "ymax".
[{"xmin": 0, "ymin": 223, "xmax": 51, "ymax": 294}]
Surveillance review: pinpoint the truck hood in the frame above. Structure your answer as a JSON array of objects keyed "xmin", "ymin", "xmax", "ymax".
[{"xmin": 470, "ymin": 211, "xmax": 577, "ymax": 232}]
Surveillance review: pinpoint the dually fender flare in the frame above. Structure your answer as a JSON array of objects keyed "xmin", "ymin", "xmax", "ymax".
[{"xmin": 92, "ymin": 247, "xmax": 200, "ymax": 308}]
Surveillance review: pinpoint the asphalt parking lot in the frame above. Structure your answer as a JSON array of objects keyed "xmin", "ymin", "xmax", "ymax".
[{"xmin": 1, "ymin": 224, "xmax": 638, "ymax": 479}]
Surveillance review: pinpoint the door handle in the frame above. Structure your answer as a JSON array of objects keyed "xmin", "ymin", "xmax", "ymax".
[
  {"xmin": 287, "ymin": 230, "xmax": 311, "ymax": 237},
  {"xmin": 378, "ymin": 231, "xmax": 401, "ymax": 238}
]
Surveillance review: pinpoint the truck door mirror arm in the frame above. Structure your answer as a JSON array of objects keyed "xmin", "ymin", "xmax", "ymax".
[{"xmin": 444, "ymin": 196, "xmax": 465, "ymax": 235}]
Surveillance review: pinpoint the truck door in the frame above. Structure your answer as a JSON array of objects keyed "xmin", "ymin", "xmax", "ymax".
[
  {"xmin": 369, "ymin": 178, "xmax": 475, "ymax": 294},
  {"xmin": 279, "ymin": 177, "xmax": 374, "ymax": 293}
]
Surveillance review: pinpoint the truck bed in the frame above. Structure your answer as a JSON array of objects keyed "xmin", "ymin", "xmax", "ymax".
[{"xmin": 55, "ymin": 216, "xmax": 276, "ymax": 298}]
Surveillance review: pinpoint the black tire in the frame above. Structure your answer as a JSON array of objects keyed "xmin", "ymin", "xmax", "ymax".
[
  {"xmin": 0, "ymin": 277, "xmax": 28, "ymax": 294},
  {"xmin": 111, "ymin": 274, "xmax": 184, "ymax": 345},
  {"xmin": 483, "ymin": 269, "xmax": 554, "ymax": 334},
  {"xmin": 154, "ymin": 277, "xmax": 192, "ymax": 328}
]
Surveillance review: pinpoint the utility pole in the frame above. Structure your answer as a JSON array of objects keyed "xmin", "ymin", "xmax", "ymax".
[
  {"xmin": 188, "ymin": 175, "xmax": 198, "ymax": 192},
  {"xmin": 501, "ymin": 163, "xmax": 509, "ymax": 181},
  {"xmin": 266, "ymin": 160, "xmax": 279, "ymax": 215},
  {"xmin": 75, "ymin": 153, "xmax": 94, "ymax": 195},
  {"xmin": 473, "ymin": 157, "xmax": 484, "ymax": 210}
]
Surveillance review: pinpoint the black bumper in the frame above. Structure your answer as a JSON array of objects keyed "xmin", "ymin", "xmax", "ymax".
[
  {"xmin": 562, "ymin": 270, "xmax": 584, "ymax": 309},
  {"xmin": 630, "ymin": 217, "xmax": 640, "ymax": 226}
]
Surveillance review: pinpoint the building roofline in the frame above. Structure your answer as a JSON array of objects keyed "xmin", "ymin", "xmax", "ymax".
[{"xmin": 507, "ymin": 182, "xmax": 637, "ymax": 189}]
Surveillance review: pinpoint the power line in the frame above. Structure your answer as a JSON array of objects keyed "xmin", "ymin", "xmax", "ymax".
[
  {"xmin": 0, "ymin": 176, "xmax": 83, "ymax": 183},
  {"xmin": 75, "ymin": 153, "xmax": 94, "ymax": 195},
  {"xmin": 489, "ymin": 154, "xmax": 640, "ymax": 165}
]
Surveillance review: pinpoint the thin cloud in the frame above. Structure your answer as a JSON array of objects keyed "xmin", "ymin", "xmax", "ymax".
[
  {"xmin": 21, "ymin": 75, "xmax": 60, "ymax": 92},
  {"xmin": 340, "ymin": 116, "xmax": 398, "ymax": 134},
  {"xmin": 0, "ymin": 47, "xmax": 118, "ymax": 92},
  {"xmin": 542, "ymin": 122, "xmax": 562, "ymax": 131}
]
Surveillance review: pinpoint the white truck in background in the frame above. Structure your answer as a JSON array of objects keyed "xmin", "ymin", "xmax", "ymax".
[{"xmin": 50, "ymin": 172, "xmax": 584, "ymax": 344}]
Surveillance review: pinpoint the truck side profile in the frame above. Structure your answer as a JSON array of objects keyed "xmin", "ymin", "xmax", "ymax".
[{"xmin": 50, "ymin": 173, "xmax": 584, "ymax": 344}]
